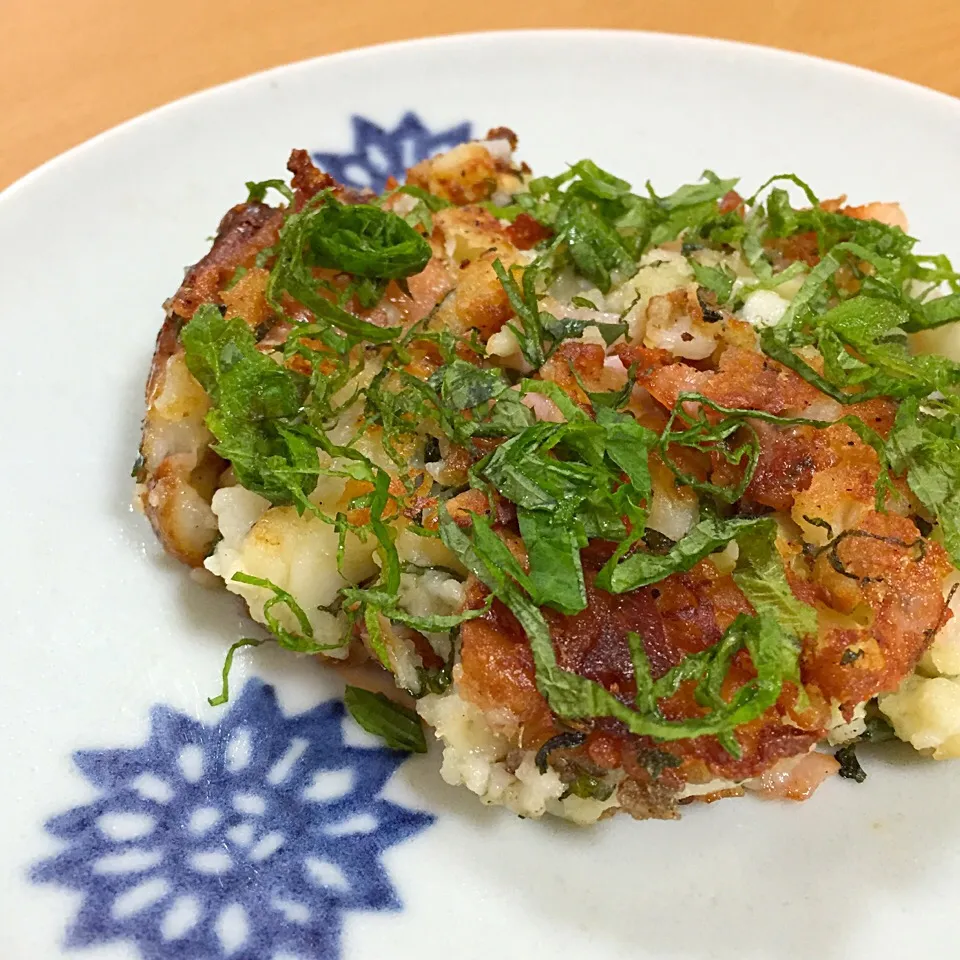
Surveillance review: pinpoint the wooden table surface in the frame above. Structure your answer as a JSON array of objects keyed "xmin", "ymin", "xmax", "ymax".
[{"xmin": 4, "ymin": 0, "xmax": 960, "ymax": 190}]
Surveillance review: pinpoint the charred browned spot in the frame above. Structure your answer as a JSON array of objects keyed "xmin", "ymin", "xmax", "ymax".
[
  {"xmin": 800, "ymin": 512, "xmax": 952, "ymax": 713},
  {"xmin": 766, "ymin": 230, "xmax": 820, "ymax": 268},
  {"xmin": 168, "ymin": 202, "xmax": 284, "ymax": 319},
  {"xmin": 407, "ymin": 630, "xmax": 445, "ymax": 671},
  {"xmin": 286, "ymin": 354, "xmax": 312, "ymax": 377},
  {"xmin": 403, "ymin": 494, "xmax": 439, "ymax": 521},
  {"xmin": 710, "ymin": 348, "xmax": 825, "ymax": 414},
  {"xmin": 843, "ymin": 397, "xmax": 897, "ymax": 438},
  {"xmin": 666, "ymin": 704, "xmax": 823, "ymax": 782},
  {"xmin": 142, "ymin": 454, "xmax": 222, "ymax": 568},
  {"xmin": 718, "ymin": 190, "xmax": 745, "ymax": 216},
  {"xmin": 460, "ymin": 542, "xmax": 830, "ymax": 783},
  {"xmin": 616, "ymin": 777, "xmax": 680, "ymax": 821},
  {"xmin": 538, "ymin": 558, "xmax": 757, "ymax": 699},
  {"xmin": 444, "ymin": 488, "xmax": 490, "ymax": 527},
  {"xmin": 493, "ymin": 496, "xmax": 518, "ymax": 528},
  {"xmin": 454, "ymin": 254, "xmax": 514, "ymax": 338},
  {"xmin": 407, "ymin": 143, "xmax": 499, "ymax": 205},
  {"xmin": 486, "ymin": 126, "xmax": 519, "ymax": 150},
  {"xmin": 504, "ymin": 213, "xmax": 553, "ymax": 250},
  {"xmin": 287, "ymin": 148, "xmax": 336, "ymax": 202},
  {"xmin": 458, "ymin": 590, "xmax": 557, "ymax": 747},
  {"xmin": 222, "ymin": 266, "xmax": 271, "ymax": 331},
  {"xmin": 743, "ymin": 422, "xmax": 817, "ymax": 511},
  {"xmin": 585, "ymin": 732, "xmax": 624, "ymax": 770},
  {"xmin": 286, "ymin": 149, "xmax": 374, "ymax": 208},
  {"xmin": 538, "ymin": 341, "xmax": 608, "ymax": 409}
]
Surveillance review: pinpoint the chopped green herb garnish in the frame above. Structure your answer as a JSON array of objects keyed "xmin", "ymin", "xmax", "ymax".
[
  {"xmin": 471, "ymin": 408, "xmax": 656, "ymax": 612},
  {"xmin": 179, "ymin": 147, "xmax": 960, "ymax": 783},
  {"xmin": 231, "ymin": 571, "xmax": 348, "ymax": 653},
  {"xmin": 182, "ymin": 305, "xmax": 319, "ymax": 507},
  {"xmin": 208, "ymin": 639, "xmax": 264, "ymax": 707},
  {"xmin": 860, "ymin": 714, "xmax": 896, "ymax": 743},
  {"xmin": 264, "ymin": 191, "xmax": 431, "ymax": 350},
  {"xmin": 439, "ymin": 508, "xmax": 801, "ymax": 755},
  {"xmin": 887, "ymin": 395, "xmax": 960, "ymax": 565},
  {"xmin": 534, "ymin": 732, "xmax": 589, "ymax": 773},
  {"xmin": 245, "ymin": 179, "xmax": 294, "ymax": 204},
  {"xmin": 305, "ymin": 194, "xmax": 431, "ymax": 279},
  {"xmin": 343, "ymin": 686, "xmax": 427, "ymax": 753},
  {"xmin": 732, "ymin": 521, "xmax": 817, "ymax": 641},
  {"xmin": 563, "ymin": 772, "xmax": 615, "ymax": 802},
  {"xmin": 223, "ymin": 265, "xmax": 248, "ymax": 291},
  {"xmin": 596, "ymin": 515, "xmax": 764, "ymax": 594},
  {"xmin": 836, "ymin": 744, "xmax": 868, "ymax": 783},
  {"xmin": 690, "ymin": 260, "xmax": 736, "ymax": 305}
]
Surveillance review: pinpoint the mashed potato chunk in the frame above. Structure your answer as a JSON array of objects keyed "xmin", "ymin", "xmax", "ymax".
[{"xmin": 880, "ymin": 676, "xmax": 960, "ymax": 759}]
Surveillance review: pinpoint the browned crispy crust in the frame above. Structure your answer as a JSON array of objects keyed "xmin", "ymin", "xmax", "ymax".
[
  {"xmin": 457, "ymin": 342, "xmax": 951, "ymax": 793},
  {"xmin": 137, "ymin": 141, "xmax": 953, "ymax": 816},
  {"xmin": 287, "ymin": 148, "xmax": 336, "ymax": 202},
  {"xmin": 144, "ymin": 310, "xmax": 182, "ymax": 405},
  {"xmin": 136, "ymin": 149, "xmax": 486, "ymax": 568},
  {"xmin": 168, "ymin": 201, "xmax": 284, "ymax": 320},
  {"xmin": 139, "ymin": 197, "xmax": 286, "ymax": 566}
]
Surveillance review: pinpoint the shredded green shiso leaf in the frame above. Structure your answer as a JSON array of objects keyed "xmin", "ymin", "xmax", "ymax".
[{"xmin": 343, "ymin": 686, "xmax": 427, "ymax": 754}]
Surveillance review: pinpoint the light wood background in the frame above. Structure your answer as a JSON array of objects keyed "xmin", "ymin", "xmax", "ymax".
[{"xmin": 4, "ymin": 0, "xmax": 960, "ymax": 190}]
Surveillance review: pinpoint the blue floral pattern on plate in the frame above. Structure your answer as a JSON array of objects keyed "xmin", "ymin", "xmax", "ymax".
[
  {"xmin": 31, "ymin": 679, "xmax": 433, "ymax": 960},
  {"xmin": 31, "ymin": 112, "xmax": 471, "ymax": 959},
  {"xmin": 312, "ymin": 112, "xmax": 472, "ymax": 192}
]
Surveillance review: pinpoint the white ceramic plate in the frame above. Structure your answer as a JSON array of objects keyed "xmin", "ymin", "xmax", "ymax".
[{"xmin": 3, "ymin": 30, "xmax": 960, "ymax": 960}]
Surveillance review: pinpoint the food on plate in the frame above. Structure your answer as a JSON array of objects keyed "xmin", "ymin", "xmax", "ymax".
[{"xmin": 135, "ymin": 131, "xmax": 960, "ymax": 823}]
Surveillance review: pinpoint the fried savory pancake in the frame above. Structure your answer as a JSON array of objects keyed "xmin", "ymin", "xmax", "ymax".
[{"xmin": 137, "ymin": 133, "xmax": 960, "ymax": 823}]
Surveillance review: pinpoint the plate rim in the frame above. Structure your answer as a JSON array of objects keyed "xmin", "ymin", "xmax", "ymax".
[
  {"xmin": 4, "ymin": 27, "xmax": 960, "ymax": 205},
  {"xmin": 6, "ymin": 25, "xmax": 960, "ymax": 960}
]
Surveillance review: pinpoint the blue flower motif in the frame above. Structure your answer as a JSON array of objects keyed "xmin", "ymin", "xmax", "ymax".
[
  {"xmin": 31, "ymin": 680, "xmax": 434, "ymax": 960},
  {"xmin": 313, "ymin": 112, "xmax": 472, "ymax": 193}
]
